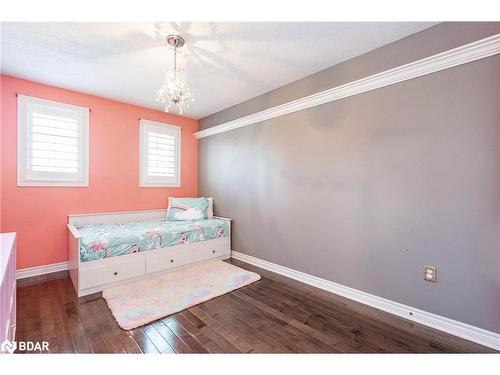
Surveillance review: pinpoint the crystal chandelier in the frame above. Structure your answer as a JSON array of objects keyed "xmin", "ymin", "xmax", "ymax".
[{"xmin": 156, "ymin": 35, "xmax": 194, "ymax": 114}]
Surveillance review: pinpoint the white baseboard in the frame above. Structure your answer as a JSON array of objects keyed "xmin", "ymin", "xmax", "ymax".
[
  {"xmin": 16, "ymin": 261, "xmax": 69, "ymax": 280},
  {"xmin": 231, "ymin": 250, "xmax": 500, "ymax": 351}
]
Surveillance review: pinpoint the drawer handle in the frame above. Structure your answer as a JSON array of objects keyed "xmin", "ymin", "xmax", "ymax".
[
  {"xmin": 113, "ymin": 271, "xmax": 118, "ymax": 276},
  {"xmin": 170, "ymin": 259, "xmax": 174, "ymax": 263},
  {"xmin": 212, "ymin": 250, "xmax": 216, "ymax": 254}
]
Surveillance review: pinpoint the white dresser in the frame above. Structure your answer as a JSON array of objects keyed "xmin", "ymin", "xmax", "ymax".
[{"xmin": 0, "ymin": 232, "xmax": 16, "ymax": 347}]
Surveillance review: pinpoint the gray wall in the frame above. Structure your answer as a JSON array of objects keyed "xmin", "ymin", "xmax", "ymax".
[{"xmin": 198, "ymin": 23, "xmax": 500, "ymax": 333}]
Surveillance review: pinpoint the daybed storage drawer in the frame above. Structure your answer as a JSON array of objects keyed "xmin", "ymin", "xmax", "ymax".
[
  {"xmin": 146, "ymin": 247, "xmax": 193, "ymax": 274},
  {"xmin": 80, "ymin": 259, "xmax": 145, "ymax": 290},
  {"xmin": 194, "ymin": 238, "xmax": 231, "ymax": 262}
]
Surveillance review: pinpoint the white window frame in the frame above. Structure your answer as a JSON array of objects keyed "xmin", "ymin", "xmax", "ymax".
[
  {"xmin": 139, "ymin": 119, "xmax": 181, "ymax": 187},
  {"xmin": 17, "ymin": 95, "xmax": 89, "ymax": 187}
]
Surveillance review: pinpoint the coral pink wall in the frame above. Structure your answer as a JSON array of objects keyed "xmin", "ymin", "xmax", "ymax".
[{"xmin": 0, "ymin": 75, "xmax": 198, "ymax": 270}]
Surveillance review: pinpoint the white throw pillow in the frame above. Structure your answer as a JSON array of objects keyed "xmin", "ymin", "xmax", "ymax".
[
  {"xmin": 166, "ymin": 197, "xmax": 209, "ymax": 221},
  {"xmin": 207, "ymin": 197, "xmax": 214, "ymax": 218}
]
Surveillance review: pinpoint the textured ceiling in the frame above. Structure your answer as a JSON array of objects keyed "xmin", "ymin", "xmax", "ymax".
[{"xmin": 1, "ymin": 22, "xmax": 437, "ymax": 118}]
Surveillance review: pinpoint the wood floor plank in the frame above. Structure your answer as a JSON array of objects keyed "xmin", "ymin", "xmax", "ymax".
[
  {"xmin": 198, "ymin": 295, "xmax": 293, "ymax": 353},
  {"xmin": 189, "ymin": 305, "xmax": 259, "ymax": 353},
  {"xmin": 46, "ymin": 281, "xmax": 77, "ymax": 353},
  {"xmin": 221, "ymin": 292, "xmax": 309, "ymax": 353},
  {"xmin": 87, "ymin": 300, "xmax": 129, "ymax": 353},
  {"xmin": 52, "ymin": 278, "xmax": 93, "ymax": 353},
  {"xmin": 14, "ymin": 259, "xmax": 496, "ymax": 354},
  {"xmin": 246, "ymin": 275, "xmax": 419, "ymax": 351},
  {"xmin": 94, "ymin": 299, "xmax": 142, "ymax": 354},
  {"xmin": 232, "ymin": 288, "xmax": 354, "ymax": 353},
  {"xmin": 147, "ymin": 320, "xmax": 190, "ymax": 353},
  {"xmin": 225, "ymin": 292, "xmax": 335, "ymax": 353},
  {"xmin": 162, "ymin": 316, "xmax": 209, "ymax": 353},
  {"xmin": 23, "ymin": 284, "xmax": 43, "ymax": 353},
  {"xmin": 128, "ymin": 328, "xmax": 160, "ymax": 354},
  {"xmin": 245, "ymin": 280, "xmax": 394, "ymax": 353},
  {"xmin": 38, "ymin": 282, "xmax": 59, "ymax": 353},
  {"xmin": 14, "ymin": 287, "xmax": 28, "ymax": 353},
  {"xmin": 171, "ymin": 313, "xmax": 225, "ymax": 353},
  {"xmin": 238, "ymin": 283, "xmax": 362, "ymax": 352},
  {"xmin": 181, "ymin": 310, "xmax": 241, "ymax": 353},
  {"xmin": 77, "ymin": 301, "xmax": 112, "ymax": 353},
  {"xmin": 181, "ymin": 309, "xmax": 207, "ymax": 329},
  {"xmin": 142, "ymin": 323, "xmax": 176, "ymax": 353}
]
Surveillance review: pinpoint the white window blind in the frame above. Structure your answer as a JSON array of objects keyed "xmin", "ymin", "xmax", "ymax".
[
  {"xmin": 17, "ymin": 95, "xmax": 89, "ymax": 186},
  {"xmin": 139, "ymin": 119, "xmax": 180, "ymax": 187}
]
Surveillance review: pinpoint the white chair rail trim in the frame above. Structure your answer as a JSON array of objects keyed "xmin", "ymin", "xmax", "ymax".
[
  {"xmin": 195, "ymin": 33, "xmax": 500, "ymax": 139},
  {"xmin": 231, "ymin": 250, "xmax": 500, "ymax": 351}
]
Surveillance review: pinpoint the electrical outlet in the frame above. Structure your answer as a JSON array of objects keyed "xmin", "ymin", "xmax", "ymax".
[{"xmin": 423, "ymin": 265, "xmax": 437, "ymax": 283}]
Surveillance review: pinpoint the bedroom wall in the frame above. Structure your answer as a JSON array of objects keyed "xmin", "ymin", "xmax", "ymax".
[
  {"xmin": 198, "ymin": 22, "xmax": 500, "ymax": 333},
  {"xmin": 0, "ymin": 75, "xmax": 198, "ymax": 270}
]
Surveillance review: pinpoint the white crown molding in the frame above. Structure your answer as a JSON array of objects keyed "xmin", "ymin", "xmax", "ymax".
[
  {"xmin": 16, "ymin": 261, "xmax": 69, "ymax": 280},
  {"xmin": 195, "ymin": 33, "xmax": 500, "ymax": 139},
  {"xmin": 231, "ymin": 250, "xmax": 500, "ymax": 351}
]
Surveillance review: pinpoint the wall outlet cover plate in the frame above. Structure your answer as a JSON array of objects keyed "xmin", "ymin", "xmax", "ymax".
[{"xmin": 423, "ymin": 265, "xmax": 437, "ymax": 283}]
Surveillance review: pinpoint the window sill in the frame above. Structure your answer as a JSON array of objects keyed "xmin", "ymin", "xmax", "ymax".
[
  {"xmin": 139, "ymin": 182, "xmax": 181, "ymax": 188},
  {"xmin": 17, "ymin": 180, "xmax": 89, "ymax": 187}
]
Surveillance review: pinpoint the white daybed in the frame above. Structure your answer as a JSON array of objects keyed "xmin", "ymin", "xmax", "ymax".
[{"xmin": 67, "ymin": 209, "xmax": 231, "ymax": 297}]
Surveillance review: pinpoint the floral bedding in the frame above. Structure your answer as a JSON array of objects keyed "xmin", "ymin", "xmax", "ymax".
[{"xmin": 78, "ymin": 218, "xmax": 229, "ymax": 262}]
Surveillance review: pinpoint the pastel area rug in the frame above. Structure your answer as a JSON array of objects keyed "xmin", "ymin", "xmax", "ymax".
[{"xmin": 102, "ymin": 260, "xmax": 261, "ymax": 330}]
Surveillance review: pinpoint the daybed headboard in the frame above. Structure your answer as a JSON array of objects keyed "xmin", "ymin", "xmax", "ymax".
[{"xmin": 68, "ymin": 209, "xmax": 168, "ymax": 226}]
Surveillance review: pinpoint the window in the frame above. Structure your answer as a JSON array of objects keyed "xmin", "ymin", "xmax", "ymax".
[
  {"xmin": 139, "ymin": 119, "xmax": 181, "ymax": 187},
  {"xmin": 17, "ymin": 95, "xmax": 89, "ymax": 186}
]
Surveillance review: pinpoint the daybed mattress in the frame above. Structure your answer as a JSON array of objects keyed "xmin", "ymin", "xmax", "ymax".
[{"xmin": 78, "ymin": 218, "xmax": 229, "ymax": 262}]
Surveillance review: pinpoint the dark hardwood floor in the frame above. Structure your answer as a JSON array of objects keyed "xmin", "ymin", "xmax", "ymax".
[{"xmin": 15, "ymin": 259, "xmax": 496, "ymax": 354}]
